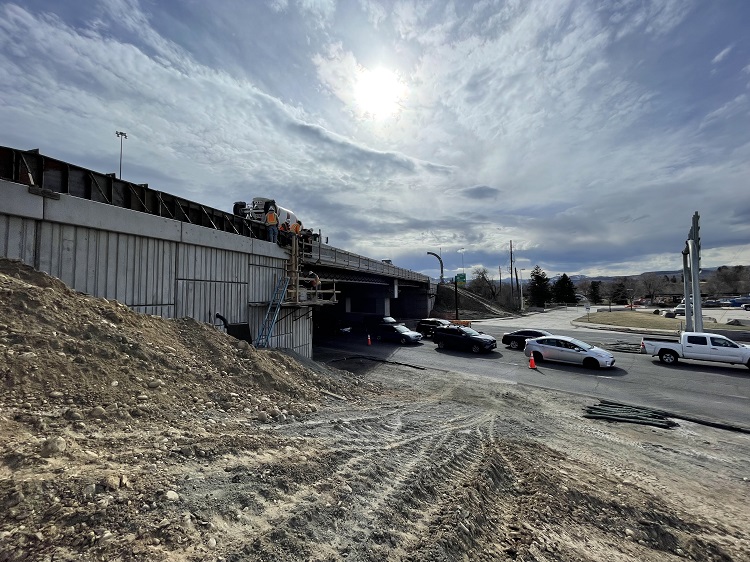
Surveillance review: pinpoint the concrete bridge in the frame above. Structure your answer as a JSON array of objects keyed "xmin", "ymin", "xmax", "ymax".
[{"xmin": 0, "ymin": 146, "xmax": 433, "ymax": 357}]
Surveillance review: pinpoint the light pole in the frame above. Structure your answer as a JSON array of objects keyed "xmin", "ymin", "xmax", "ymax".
[
  {"xmin": 426, "ymin": 251, "xmax": 444, "ymax": 284},
  {"xmin": 520, "ymin": 268, "xmax": 526, "ymax": 312},
  {"xmin": 115, "ymin": 131, "xmax": 128, "ymax": 178},
  {"xmin": 459, "ymin": 247, "xmax": 465, "ymax": 275}
]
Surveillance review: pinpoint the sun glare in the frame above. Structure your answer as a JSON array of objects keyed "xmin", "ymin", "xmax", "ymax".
[{"xmin": 354, "ymin": 67, "xmax": 408, "ymax": 119}]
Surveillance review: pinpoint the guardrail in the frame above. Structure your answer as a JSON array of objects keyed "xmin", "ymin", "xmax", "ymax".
[{"xmin": 307, "ymin": 244, "xmax": 426, "ymax": 281}]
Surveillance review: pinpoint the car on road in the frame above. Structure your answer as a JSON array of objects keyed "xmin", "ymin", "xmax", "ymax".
[
  {"xmin": 375, "ymin": 324, "xmax": 423, "ymax": 344},
  {"xmin": 432, "ymin": 325, "xmax": 497, "ymax": 354},
  {"xmin": 524, "ymin": 335, "xmax": 616, "ymax": 369},
  {"xmin": 415, "ymin": 318, "xmax": 453, "ymax": 337},
  {"xmin": 744, "ymin": 304, "xmax": 750, "ymax": 311},
  {"xmin": 501, "ymin": 329, "xmax": 553, "ymax": 350},
  {"xmin": 641, "ymin": 332, "xmax": 750, "ymax": 368},
  {"xmin": 702, "ymin": 300, "xmax": 722, "ymax": 308}
]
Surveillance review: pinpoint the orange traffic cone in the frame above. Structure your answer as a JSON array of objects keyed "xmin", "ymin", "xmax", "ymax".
[
  {"xmin": 528, "ymin": 354, "xmax": 536, "ymax": 369},
  {"xmin": 367, "ymin": 334, "xmax": 372, "ymax": 345}
]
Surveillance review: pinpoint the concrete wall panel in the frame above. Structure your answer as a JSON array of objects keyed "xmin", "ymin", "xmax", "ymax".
[
  {"xmin": 45, "ymin": 192, "xmax": 182, "ymax": 241},
  {"xmin": 180, "ymin": 222, "xmax": 256, "ymax": 254},
  {"xmin": 0, "ymin": 180, "xmax": 44, "ymax": 219},
  {"xmin": 0, "ymin": 214, "xmax": 36, "ymax": 263}
]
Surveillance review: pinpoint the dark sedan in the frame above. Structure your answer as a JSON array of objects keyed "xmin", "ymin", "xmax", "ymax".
[
  {"xmin": 415, "ymin": 318, "xmax": 452, "ymax": 337},
  {"xmin": 501, "ymin": 329, "xmax": 553, "ymax": 350},
  {"xmin": 432, "ymin": 325, "xmax": 497, "ymax": 354}
]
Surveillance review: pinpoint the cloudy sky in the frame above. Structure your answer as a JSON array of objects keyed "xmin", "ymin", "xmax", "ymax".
[{"xmin": 1, "ymin": 0, "xmax": 749, "ymax": 281}]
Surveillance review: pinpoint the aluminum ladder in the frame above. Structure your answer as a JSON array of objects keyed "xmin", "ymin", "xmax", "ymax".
[{"xmin": 255, "ymin": 276, "xmax": 289, "ymax": 348}]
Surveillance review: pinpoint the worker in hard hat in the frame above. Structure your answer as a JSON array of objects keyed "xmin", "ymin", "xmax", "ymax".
[{"xmin": 265, "ymin": 207, "xmax": 279, "ymax": 243}]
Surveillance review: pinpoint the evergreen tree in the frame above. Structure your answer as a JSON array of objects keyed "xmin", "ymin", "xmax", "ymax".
[
  {"xmin": 551, "ymin": 273, "xmax": 577, "ymax": 303},
  {"xmin": 611, "ymin": 278, "xmax": 629, "ymax": 305},
  {"xmin": 527, "ymin": 266, "xmax": 551, "ymax": 307},
  {"xmin": 588, "ymin": 281, "xmax": 602, "ymax": 304}
]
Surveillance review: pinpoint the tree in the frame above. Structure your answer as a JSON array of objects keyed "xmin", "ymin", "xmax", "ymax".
[
  {"xmin": 588, "ymin": 281, "xmax": 602, "ymax": 304},
  {"xmin": 576, "ymin": 279, "xmax": 591, "ymax": 299},
  {"xmin": 610, "ymin": 278, "xmax": 629, "ymax": 305},
  {"xmin": 551, "ymin": 273, "xmax": 577, "ymax": 303},
  {"xmin": 527, "ymin": 266, "xmax": 551, "ymax": 308},
  {"xmin": 467, "ymin": 266, "xmax": 499, "ymax": 301},
  {"xmin": 712, "ymin": 266, "xmax": 748, "ymax": 294},
  {"xmin": 638, "ymin": 273, "xmax": 664, "ymax": 302}
]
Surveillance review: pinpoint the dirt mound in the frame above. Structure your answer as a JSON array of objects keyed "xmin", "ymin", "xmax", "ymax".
[{"xmin": 0, "ymin": 258, "xmax": 368, "ymax": 561}]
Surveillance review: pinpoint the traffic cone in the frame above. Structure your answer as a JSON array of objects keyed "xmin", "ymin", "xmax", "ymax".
[
  {"xmin": 367, "ymin": 334, "xmax": 372, "ymax": 345},
  {"xmin": 528, "ymin": 354, "xmax": 536, "ymax": 369}
]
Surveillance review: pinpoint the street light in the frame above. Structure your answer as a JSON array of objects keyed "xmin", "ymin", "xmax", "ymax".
[
  {"xmin": 115, "ymin": 131, "xmax": 128, "ymax": 178},
  {"xmin": 459, "ymin": 247, "xmax": 465, "ymax": 275},
  {"xmin": 520, "ymin": 268, "xmax": 526, "ymax": 312}
]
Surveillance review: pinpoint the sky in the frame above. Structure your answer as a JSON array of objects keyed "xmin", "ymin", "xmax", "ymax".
[{"xmin": 1, "ymin": 0, "xmax": 749, "ymax": 282}]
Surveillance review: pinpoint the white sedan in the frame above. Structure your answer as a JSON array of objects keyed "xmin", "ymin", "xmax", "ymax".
[{"xmin": 524, "ymin": 335, "xmax": 615, "ymax": 369}]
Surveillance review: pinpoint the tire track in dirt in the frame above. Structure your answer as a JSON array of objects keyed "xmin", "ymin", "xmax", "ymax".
[{"xmin": 177, "ymin": 383, "xmax": 510, "ymax": 560}]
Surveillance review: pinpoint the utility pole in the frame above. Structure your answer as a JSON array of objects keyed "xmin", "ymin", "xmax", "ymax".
[
  {"xmin": 509, "ymin": 240, "xmax": 514, "ymax": 304},
  {"xmin": 115, "ymin": 131, "xmax": 128, "ymax": 178}
]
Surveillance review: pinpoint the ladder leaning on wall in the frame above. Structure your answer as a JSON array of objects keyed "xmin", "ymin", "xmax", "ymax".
[{"xmin": 255, "ymin": 276, "xmax": 289, "ymax": 348}]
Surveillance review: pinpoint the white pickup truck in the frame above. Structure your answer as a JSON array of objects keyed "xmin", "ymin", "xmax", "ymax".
[{"xmin": 641, "ymin": 332, "xmax": 750, "ymax": 368}]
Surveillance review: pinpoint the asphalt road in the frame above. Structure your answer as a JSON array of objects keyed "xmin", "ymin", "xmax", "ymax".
[{"xmin": 313, "ymin": 308, "xmax": 750, "ymax": 432}]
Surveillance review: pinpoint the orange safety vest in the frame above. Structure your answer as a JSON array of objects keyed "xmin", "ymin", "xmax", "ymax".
[
  {"xmin": 265, "ymin": 211, "xmax": 278, "ymax": 225},
  {"xmin": 290, "ymin": 222, "xmax": 301, "ymax": 234}
]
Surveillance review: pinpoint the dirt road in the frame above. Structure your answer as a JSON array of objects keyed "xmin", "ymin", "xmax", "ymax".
[{"xmin": 1, "ymin": 258, "xmax": 749, "ymax": 561}]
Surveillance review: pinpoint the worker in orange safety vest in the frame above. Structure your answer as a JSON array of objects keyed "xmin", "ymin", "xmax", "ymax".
[{"xmin": 265, "ymin": 208, "xmax": 279, "ymax": 243}]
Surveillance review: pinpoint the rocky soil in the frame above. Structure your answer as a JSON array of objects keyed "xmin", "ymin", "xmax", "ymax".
[{"xmin": 1, "ymin": 258, "xmax": 749, "ymax": 561}]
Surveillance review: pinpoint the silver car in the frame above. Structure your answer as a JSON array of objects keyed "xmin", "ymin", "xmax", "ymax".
[{"xmin": 524, "ymin": 335, "xmax": 615, "ymax": 369}]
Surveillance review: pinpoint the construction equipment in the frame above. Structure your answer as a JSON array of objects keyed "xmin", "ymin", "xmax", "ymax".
[{"xmin": 255, "ymin": 277, "xmax": 289, "ymax": 348}]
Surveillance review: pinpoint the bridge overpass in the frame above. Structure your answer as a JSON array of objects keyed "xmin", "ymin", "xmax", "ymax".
[{"xmin": 0, "ymin": 146, "xmax": 433, "ymax": 357}]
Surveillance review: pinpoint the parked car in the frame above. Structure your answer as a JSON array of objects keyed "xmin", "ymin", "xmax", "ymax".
[
  {"xmin": 671, "ymin": 304, "xmax": 686, "ymax": 316},
  {"xmin": 729, "ymin": 297, "xmax": 750, "ymax": 307},
  {"xmin": 432, "ymin": 325, "xmax": 497, "ymax": 354},
  {"xmin": 363, "ymin": 315, "xmax": 402, "ymax": 332},
  {"xmin": 501, "ymin": 329, "xmax": 553, "ymax": 350},
  {"xmin": 524, "ymin": 335, "xmax": 616, "ymax": 368},
  {"xmin": 375, "ymin": 324, "xmax": 423, "ymax": 344},
  {"xmin": 415, "ymin": 318, "xmax": 452, "ymax": 337},
  {"xmin": 702, "ymin": 299, "xmax": 722, "ymax": 308}
]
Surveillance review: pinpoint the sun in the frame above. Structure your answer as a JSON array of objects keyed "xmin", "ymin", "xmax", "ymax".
[{"xmin": 354, "ymin": 67, "xmax": 408, "ymax": 119}]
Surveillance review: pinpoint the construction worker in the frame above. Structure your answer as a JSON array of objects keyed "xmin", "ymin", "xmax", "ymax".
[
  {"xmin": 265, "ymin": 207, "xmax": 279, "ymax": 243},
  {"xmin": 305, "ymin": 270, "xmax": 320, "ymax": 299},
  {"xmin": 278, "ymin": 220, "xmax": 292, "ymax": 246},
  {"xmin": 290, "ymin": 220, "xmax": 302, "ymax": 235}
]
